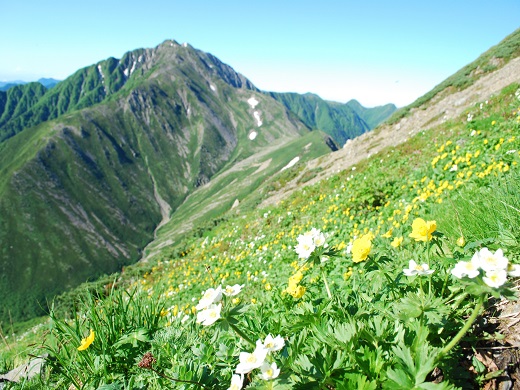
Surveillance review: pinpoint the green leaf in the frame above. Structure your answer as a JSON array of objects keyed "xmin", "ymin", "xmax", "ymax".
[
  {"xmin": 482, "ymin": 369, "xmax": 505, "ymax": 381},
  {"xmin": 113, "ymin": 328, "xmax": 150, "ymax": 348},
  {"xmin": 385, "ymin": 368, "xmax": 414, "ymax": 389},
  {"xmin": 341, "ymin": 373, "xmax": 378, "ymax": 389},
  {"xmin": 472, "ymin": 355, "xmax": 486, "ymax": 374},
  {"xmin": 417, "ymin": 382, "xmax": 458, "ymax": 390}
]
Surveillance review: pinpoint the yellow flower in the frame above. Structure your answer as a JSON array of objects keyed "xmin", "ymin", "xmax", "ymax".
[
  {"xmin": 343, "ymin": 267, "xmax": 353, "ymax": 280},
  {"xmin": 351, "ymin": 234, "xmax": 372, "ymax": 263},
  {"xmin": 78, "ymin": 329, "xmax": 95, "ymax": 351},
  {"xmin": 289, "ymin": 271, "xmax": 304, "ymax": 285},
  {"xmin": 286, "ymin": 283, "xmax": 306, "ymax": 299},
  {"xmin": 409, "ymin": 218, "xmax": 436, "ymax": 242},
  {"xmin": 456, "ymin": 236, "xmax": 466, "ymax": 247},
  {"xmin": 391, "ymin": 236, "xmax": 403, "ymax": 248},
  {"xmin": 382, "ymin": 228, "xmax": 393, "ymax": 238}
]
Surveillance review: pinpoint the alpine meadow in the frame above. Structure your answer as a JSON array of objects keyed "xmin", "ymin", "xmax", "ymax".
[{"xmin": 1, "ymin": 27, "xmax": 520, "ymax": 389}]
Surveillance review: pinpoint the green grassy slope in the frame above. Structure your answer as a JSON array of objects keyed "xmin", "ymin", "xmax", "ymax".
[
  {"xmin": 345, "ymin": 98, "xmax": 398, "ymax": 128},
  {"xmin": 267, "ymin": 92, "xmax": 372, "ymax": 146},
  {"xmin": 145, "ymin": 130, "xmax": 336, "ymax": 257},
  {"xmin": 0, "ymin": 83, "xmax": 48, "ymax": 136},
  {"xmin": 13, "ymin": 81, "xmax": 518, "ymax": 390}
]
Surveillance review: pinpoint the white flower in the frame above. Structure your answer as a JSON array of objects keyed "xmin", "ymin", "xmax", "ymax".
[
  {"xmin": 228, "ymin": 374, "xmax": 243, "ymax": 390},
  {"xmin": 196, "ymin": 303, "xmax": 222, "ymax": 326},
  {"xmin": 450, "ymin": 164, "xmax": 458, "ymax": 172},
  {"xmin": 196, "ymin": 286, "xmax": 223, "ymax": 310},
  {"xmin": 294, "ymin": 234, "xmax": 316, "ymax": 260},
  {"xmin": 305, "ymin": 228, "xmax": 328, "ymax": 248},
  {"xmin": 472, "ymin": 248, "xmax": 508, "ymax": 272},
  {"xmin": 403, "ymin": 260, "xmax": 434, "ymax": 276},
  {"xmin": 257, "ymin": 334, "xmax": 285, "ymax": 352},
  {"xmin": 235, "ymin": 345, "xmax": 269, "ymax": 374},
  {"xmin": 451, "ymin": 260, "xmax": 480, "ymax": 279},
  {"xmin": 223, "ymin": 284, "xmax": 244, "ymax": 296},
  {"xmin": 483, "ymin": 269, "xmax": 508, "ymax": 288},
  {"xmin": 346, "ymin": 241, "xmax": 353, "ymax": 254},
  {"xmin": 313, "ymin": 231, "xmax": 327, "ymax": 247},
  {"xmin": 259, "ymin": 362, "xmax": 280, "ymax": 380},
  {"xmin": 508, "ymin": 263, "xmax": 520, "ymax": 277}
]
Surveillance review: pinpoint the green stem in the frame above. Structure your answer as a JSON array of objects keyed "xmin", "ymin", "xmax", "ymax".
[
  {"xmin": 428, "ymin": 274, "xmax": 432, "ymax": 297},
  {"xmin": 425, "ymin": 240, "xmax": 431, "ymax": 267},
  {"xmin": 440, "ymin": 271, "xmax": 450, "ymax": 297},
  {"xmin": 438, "ymin": 295, "xmax": 485, "ymax": 359},
  {"xmin": 228, "ymin": 321, "xmax": 256, "ymax": 347},
  {"xmin": 426, "ymin": 241, "xmax": 432, "ymax": 297},
  {"xmin": 322, "ymin": 270, "xmax": 332, "ymax": 299}
]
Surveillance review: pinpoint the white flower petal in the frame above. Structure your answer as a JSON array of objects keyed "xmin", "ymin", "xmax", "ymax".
[
  {"xmin": 260, "ymin": 362, "xmax": 280, "ymax": 380},
  {"xmin": 228, "ymin": 374, "xmax": 243, "ymax": 390},
  {"xmin": 483, "ymin": 269, "xmax": 508, "ymax": 288}
]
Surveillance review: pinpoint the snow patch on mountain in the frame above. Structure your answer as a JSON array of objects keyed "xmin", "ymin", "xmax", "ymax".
[
  {"xmin": 97, "ymin": 65, "xmax": 105, "ymax": 81},
  {"xmin": 253, "ymin": 111, "xmax": 262, "ymax": 127},
  {"xmin": 247, "ymin": 97, "xmax": 259, "ymax": 109},
  {"xmin": 97, "ymin": 65, "xmax": 108, "ymax": 94},
  {"xmin": 281, "ymin": 157, "xmax": 300, "ymax": 171}
]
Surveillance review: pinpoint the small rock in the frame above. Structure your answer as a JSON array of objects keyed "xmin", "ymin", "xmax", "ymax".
[{"xmin": 0, "ymin": 355, "xmax": 47, "ymax": 383}]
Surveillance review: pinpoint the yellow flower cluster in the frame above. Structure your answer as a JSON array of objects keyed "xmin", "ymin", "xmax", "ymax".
[
  {"xmin": 126, "ymin": 95, "xmax": 519, "ymax": 329},
  {"xmin": 284, "ymin": 271, "xmax": 306, "ymax": 299}
]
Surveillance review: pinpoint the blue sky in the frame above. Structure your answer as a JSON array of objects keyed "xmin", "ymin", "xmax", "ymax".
[{"xmin": 1, "ymin": 1, "xmax": 519, "ymax": 106}]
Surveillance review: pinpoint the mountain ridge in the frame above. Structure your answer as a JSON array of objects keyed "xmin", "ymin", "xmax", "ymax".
[{"xmin": 0, "ymin": 39, "xmax": 343, "ymax": 323}]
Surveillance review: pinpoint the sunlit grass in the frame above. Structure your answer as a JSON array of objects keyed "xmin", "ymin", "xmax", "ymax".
[{"xmin": 3, "ymin": 83, "xmax": 520, "ymax": 389}]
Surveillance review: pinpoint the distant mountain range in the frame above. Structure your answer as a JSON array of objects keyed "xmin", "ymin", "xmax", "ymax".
[
  {"xmin": 267, "ymin": 92, "xmax": 396, "ymax": 145},
  {"xmin": 0, "ymin": 78, "xmax": 61, "ymax": 91},
  {"xmin": 0, "ymin": 40, "xmax": 398, "ymax": 323}
]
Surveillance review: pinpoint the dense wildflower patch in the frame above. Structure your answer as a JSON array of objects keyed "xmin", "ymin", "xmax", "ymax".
[{"xmin": 36, "ymin": 85, "xmax": 520, "ymax": 388}]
